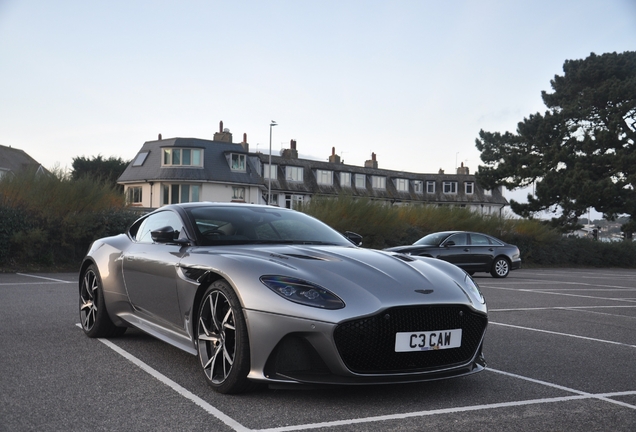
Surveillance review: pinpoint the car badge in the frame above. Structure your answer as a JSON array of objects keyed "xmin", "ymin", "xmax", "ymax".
[{"xmin": 415, "ymin": 289, "xmax": 434, "ymax": 294}]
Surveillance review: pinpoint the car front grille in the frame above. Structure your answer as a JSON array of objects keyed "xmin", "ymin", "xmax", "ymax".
[{"xmin": 333, "ymin": 305, "xmax": 487, "ymax": 374}]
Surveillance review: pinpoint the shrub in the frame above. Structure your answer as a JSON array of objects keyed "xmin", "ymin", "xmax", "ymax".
[
  {"xmin": 300, "ymin": 195, "xmax": 636, "ymax": 268},
  {"xmin": 0, "ymin": 170, "xmax": 139, "ymax": 271}
]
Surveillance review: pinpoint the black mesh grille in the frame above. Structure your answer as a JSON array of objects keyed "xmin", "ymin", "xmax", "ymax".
[{"xmin": 333, "ymin": 305, "xmax": 487, "ymax": 374}]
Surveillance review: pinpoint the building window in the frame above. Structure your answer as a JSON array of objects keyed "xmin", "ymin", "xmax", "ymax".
[
  {"xmin": 284, "ymin": 194, "xmax": 305, "ymax": 209},
  {"xmin": 355, "ymin": 174, "xmax": 366, "ymax": 188},
  {"xmin": 132, "ymin": 152, "xmax": 149, "ymax": 167},
  {"xmin": 230, "ymin": 154, "xmax": 246, "ymax": 171},
  {"xmin": 414, "ymin": 180, "xmax": 423, "ymax": 193},
  {"xmin": 232, "ymin": 187, "xmax": 245, "ymax": 201},
  {"xmin": 162, "ymin": 148, "xmax": 203, "ymax": 167},
  {"xmin": 286, "ymin": 166, "xmax": 304, "ymax": 182},
  {"xmin": 126, "ymin": 186, "xmax": 143, "ymax": 204},
  {"xmin": 396, "ymin": 178, "xmax": 409, "ymax": 192},
  {"xmin": 426, "ymin": 181, "xmax": 435, "ymax": 193},
  {"xmin": 264, "ymin": 164, "xmax": 277, "ymax": 180},
  {"xmin": 443, "ymin": 181, "xmax": 457, "ymax": 194},
  {"xmin": 465, "ymin": 182, "xmax": 474, "ymax": 194},
  {"xmin": 340, "ymin": 172, "xmax": 351, "ymax": 188},
  {"xmin": 316, "ymin": 169, "xmax": 333, "ymax": 185},
  {"xmin": 162, "ymin": 184, "xmax": 200, "ymax": 204},
  {"xmin": 372, "ymin": 176, "xmax": 386, "ymax": 189}
]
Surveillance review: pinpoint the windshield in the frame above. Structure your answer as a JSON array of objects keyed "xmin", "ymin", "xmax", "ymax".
[
  {"xmin": 187, "ymin": 206, "xmax": 353, "ymax": 247},
  {"xmin": 413, "ymin": 232, "xmax": 454, "ymax": 246}
]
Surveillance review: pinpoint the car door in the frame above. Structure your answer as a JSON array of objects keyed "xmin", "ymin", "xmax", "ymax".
[
  {"xmin": 466, "ymin": 233, "xmax": 496, "ymax": 271},
  {"xmin": 436, "ymin": 233, "xmax": 471, "ymax": 268},
  {"xmin": 122, "ymin": 210, "xmax": 188, "ymax": 327}
]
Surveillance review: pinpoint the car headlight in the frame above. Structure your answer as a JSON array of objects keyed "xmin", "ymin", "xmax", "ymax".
[
  {"xmin": 460, "ymin": 274, "xmax": 485, "ymax": 304},
  {"xmin": 260, "ymin": 275, "xmax": 345, "ymax": 309}
]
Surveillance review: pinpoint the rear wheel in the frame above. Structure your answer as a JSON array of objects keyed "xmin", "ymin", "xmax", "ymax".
[
  {"xmin": 79, "ymin": 265, "xmax": 126, "ymax": 338},
  {"xmin": 490, "ymin": 257, "xmax": 510, "ymax": 278},
  {"xmin": 197, "ymin": 280, "xmax": 253, "ymax": 394}
]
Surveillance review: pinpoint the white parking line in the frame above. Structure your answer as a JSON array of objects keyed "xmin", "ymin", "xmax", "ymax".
[
  {"xmin": 16, "ymin": 273, "xmax": 74, "ymax": 283},
  {"xmin": 75, "ymin": 324, "xmax": 636, "ymax": 432},
  {"xmin": 74, "ymin": 324, "xmax": 249, "ymax": 432},
  {"xmin": 489, "ymin": 321, "xmax": 636, "ymax": 348},
  {"xmin": 481, "ymin": 285, "xmax": 636, "ymax": 303}
]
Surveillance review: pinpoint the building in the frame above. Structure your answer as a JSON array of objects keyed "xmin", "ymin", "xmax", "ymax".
[
  {"xmin": 0, "ymin": 144, "xmax": 48, "ymax": 179},
  {"xmin": 117, "ymin": 122, "xmax": 508, "ymax": 214}
]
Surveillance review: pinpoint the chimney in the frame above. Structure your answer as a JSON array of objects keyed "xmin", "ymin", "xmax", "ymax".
[
  {"xmin": 240, "ymin": 133, "xmax": 249, "ymax": 152},
  {"xmin": 328, "ymin": 146, "xmax": 341, "ymax": 164},
  {"xmin": 456, "ymin": 162, "xmax": 469, "ymax": 175},
  {"xmin": 158, "ymin": 133, "xmax": 162, "ymax": 140},
  {"xmin": 438, "ymin": 168, "xmax": 445, "ymax": 174},
  {"xmin": 213, "ymin": 120, "xmax": 233, "ymax": 143},
  {"xmin": 281, "ymin": 139, "xmax": 299, "ymax": 159},
  {"xmin": 364, "ymin": 152, "xmax": 378, "ymax": 169}
]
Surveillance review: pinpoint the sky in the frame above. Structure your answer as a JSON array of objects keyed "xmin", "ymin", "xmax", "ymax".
[{"xmin": 1, "ymin": 0, "xmax": 635, "ymax": 215}]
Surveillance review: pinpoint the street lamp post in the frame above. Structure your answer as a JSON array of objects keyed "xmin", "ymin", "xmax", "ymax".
[{"xmin": 268, "ymin": 121, "xmax": 277, "ymax": 205}]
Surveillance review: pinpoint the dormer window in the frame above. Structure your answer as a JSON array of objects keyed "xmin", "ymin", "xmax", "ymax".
[
  {"xmin": 230, "ymin": 153, "xmax": 246, "ymax": 171},
  {"xmin": 162, "ymin": 148, "xmax": 203, "ymax": 167},
  {"xmin": 465, "ymin": 182, "xmax": 474, "ymax": 194},
  {"xmin": 316, "ymin": 169, "xmax": 333, "ymax": 185},
  {"xmin": 443, "ymin": 181, "xmax": 457, "ymax": 194},
  {"xmin": 372, "ymin": 176, "xmax": 386, "ymax": 190},
  {"xmin": 264, "ymin": 163, "xmax": 277, "ymax": 180},
  {"xmin": 396, "ymin": 178, "xmax": 409, "ymax": 192},
  {"xmin": 286, "ymin": 166, "xmax": 304, "ymax": 182},
  {"xmin": 355, "ymin": 174, "xmax": 366, "ymax": 188},
  {"xmin": 340, "ymin": 172, "xmax": 351, "ymax": 188}
]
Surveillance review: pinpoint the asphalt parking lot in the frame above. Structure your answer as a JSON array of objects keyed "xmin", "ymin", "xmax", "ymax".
[{"xmin": 1, "ymin": 268, "xmax": 635, "ymax": 431}]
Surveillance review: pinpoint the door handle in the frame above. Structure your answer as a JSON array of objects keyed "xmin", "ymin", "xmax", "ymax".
[{"xmin": 463, "ymin": 248, "xmax": 470, "ymax": 252}]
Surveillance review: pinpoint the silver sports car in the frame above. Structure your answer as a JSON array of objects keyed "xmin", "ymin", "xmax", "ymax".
[{"xmin": 79, "ymin": 203, "xmax": 488, "ymax": 394}]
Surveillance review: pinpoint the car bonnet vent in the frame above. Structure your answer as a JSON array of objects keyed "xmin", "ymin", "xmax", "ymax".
[
  {"xmin": 391, "ymin": 253, "xmax": 416, "ymax": 262},
  {"xmin": 283, "ymin": 253, "xmax": 327, "ymax": 261}
]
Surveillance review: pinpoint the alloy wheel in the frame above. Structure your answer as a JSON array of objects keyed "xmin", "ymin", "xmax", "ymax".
[
  {"xmin": 80, "ymin": 269, "xmax": 99, "ymax": 331},
  {"xmin": 198, "ymin": 290, "xmax": 236, "ymax": 384}
]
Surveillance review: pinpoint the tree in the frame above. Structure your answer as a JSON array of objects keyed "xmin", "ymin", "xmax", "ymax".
[
  {"xmin": 71, "ymin": 155, "xmax": 130, "ymax": 190},
  {"xmin": 475, "ymin": 51, "xmax": 636, "ymax": 233}
]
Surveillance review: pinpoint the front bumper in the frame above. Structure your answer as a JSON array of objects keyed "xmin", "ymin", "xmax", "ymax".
[{"xmin": 244, "ymin": 306, "xmax": 487, "ymax": 387}]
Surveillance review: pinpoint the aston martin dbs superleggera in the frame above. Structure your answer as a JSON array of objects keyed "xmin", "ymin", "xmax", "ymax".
[{"xmin": 79, "ymin": 203, "xmax": 487, "ymax": 393}]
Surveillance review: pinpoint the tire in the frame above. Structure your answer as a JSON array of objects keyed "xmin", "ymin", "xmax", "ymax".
[
  {"xmin": 197, "ymin": 280, "xmax": 253, "ymax": 394},
  {"xmin": 490, "ymin": 257, "xmax": 510, "ymax": 278},
  {"xmin": 79, "ymin": 265, "xmax": 127, "ymax": 338}
]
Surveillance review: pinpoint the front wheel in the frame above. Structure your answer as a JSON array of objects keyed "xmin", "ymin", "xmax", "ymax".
[
  {"xmin": 490, "ymin": 257, "xmax": 510, "ymax": 278},
  {"xmin": 197, "ymin": 280, "xmax": 253, "ymax": 394},
  {"xmin": 79, "ymin": 265, "xmax": 126, "ymax": 338}
]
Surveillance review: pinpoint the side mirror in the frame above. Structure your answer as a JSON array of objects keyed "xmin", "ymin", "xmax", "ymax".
[
  {"xmin": 444, "ymin": 241, "xmax": 455, "ymax": 247},
  {"xmin": 151, "ymin": 226, "xmax": 190, "ymax": 246},
  {"xmin": 344, "ymin": 231, "xmax": 363, "ymax": 246}
]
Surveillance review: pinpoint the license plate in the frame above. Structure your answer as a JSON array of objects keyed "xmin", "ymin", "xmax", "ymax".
[{"xmin": 395, "ymin": 329, "xmax": 462, "ymax": 352}]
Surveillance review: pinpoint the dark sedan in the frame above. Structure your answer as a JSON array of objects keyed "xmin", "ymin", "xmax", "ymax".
[{"xmin": 385, "ymin": 231, "xmax": 521, "ymax": 278}]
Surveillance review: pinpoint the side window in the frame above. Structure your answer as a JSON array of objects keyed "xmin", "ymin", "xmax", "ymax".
[
  {"xmin": 446, "ymin": 233, "xmax": 467, "ymax": 246},
  {"xmin": 135, "ymin": 211, "xmax": 185, "ymax": 243},
  {"xmin": 470, "ymin": 234, "xmax": 491, "ymax": 245}
]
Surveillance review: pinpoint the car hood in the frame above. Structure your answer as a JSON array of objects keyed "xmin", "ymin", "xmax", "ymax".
[{"xmin": 182, "ymin": 244, "xmax": 486, "ymax": 322}]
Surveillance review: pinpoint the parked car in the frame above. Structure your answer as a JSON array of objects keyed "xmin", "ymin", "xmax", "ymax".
[
  {"xmin": 385, "ymin": 231, "xmax": 521, "ymax": 278},
  {"xmin": 79, "ymin": 203, "xmax": 488, "ymax": 393}
]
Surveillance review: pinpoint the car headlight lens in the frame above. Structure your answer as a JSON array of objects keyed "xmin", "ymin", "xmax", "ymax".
[
  {"xmin": 260, "ymin": 275, "xmax": 345, "ymax": 309},
  {"xmin": 462, "ymin": 274, "xmax": 485, "ymax": 304}
]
